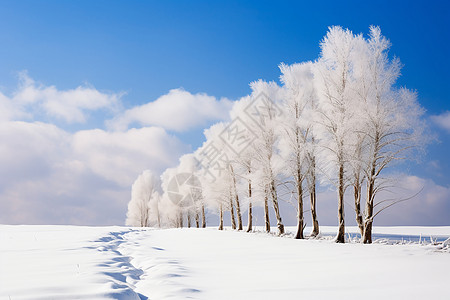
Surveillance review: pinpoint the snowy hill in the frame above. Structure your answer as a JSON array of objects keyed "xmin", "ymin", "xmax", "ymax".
[{"xmin": 1, "ymin": 225, "xmax": 449, "ymax": 300}]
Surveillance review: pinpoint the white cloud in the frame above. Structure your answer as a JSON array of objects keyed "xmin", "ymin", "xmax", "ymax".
[
  {"xmin": 107, "ymin": 88, "xmax": 233, "ymax": 132},
  {"xmin": 431, "ymin": 111, "xmax": 450, "ymax": 133},
  {"xmin": 0, "ymin": 72, "xmax": 123, "ymax": 123},
  {"xmin": 0, "ymin": 121, "xmax": 189, "ymax": 225},
  {"xmin": 0, "ymin": 92, "xmax": 27, "ymax": 121},
  {"xmin": 73, "ymin": 127, "xmax": 189, "ymax": 186},
  {"xmin": 374, "ymin": 175, "xmax": 450, "ymax": 225},
  {"xmin": 0, "ymin": 75, "xmax": 228, "ymax": 225},
  {"xmin": 283, "ymin": 174, "xmax": 450, "ymax": 227},
  {"xmin": 0, "ymin": 121, "xmax": 70, "ymax": 189}
]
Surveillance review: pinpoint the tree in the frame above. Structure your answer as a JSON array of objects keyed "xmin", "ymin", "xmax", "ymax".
[
  {"xmin": 228, "ymin": 95, "xmax": 259, "ymax": 232},
  {"xmin": 355, "ymin": 27, "xmax": 426, "ymax": 243},
  {"xmin": 229, "ymin": 164, "xmax": 243, "ymax": 230},
  {"xmin": 279, "ymin": 61, "xmax": 318, "ymax": 239},
  {"xmin": 161, "ymin": 154, "xmax": 205, "ymax": 228},
  {"xmin": 249, "ymin": 80, "xmax": 285, "ymax": 235},
  {"xmin": 313, "ymin": 26, "xmax": 361, "ymax": 243},
  {"xmin": 160, "ymin": 167, "xmax": 184, "ymax": 227},
  {"xmin": 196, "ymin": 123, "xmax": 238, "ymax": 231},
  {"xmin": 349, "ymin": 131, "xmax": 366, "ymax": 236},
  {"xmin": 306, "ymin": 136, "xmax": 320, "ymax": 237},
  {"xmin": 178, "ymin": 154, "xmax": 206, "ymax": 229},
  {"xmin": 125, "ymin": 170, "xmax": 161, "ymax": 227},
  {"xmin": 148, "ymin": 191, "xmax": 162, "ymax": 227}
]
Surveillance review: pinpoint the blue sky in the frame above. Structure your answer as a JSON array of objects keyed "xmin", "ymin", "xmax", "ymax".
[{"xmin": 0, "ymin": 0, "xmax": 449, "ymax": 225}]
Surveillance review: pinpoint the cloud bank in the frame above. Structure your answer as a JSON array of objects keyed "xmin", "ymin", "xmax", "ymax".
[
  {"xmin": 0, "ymin": 120, "xmax": 189, "ymax": 225},
  {"xmin": 0, "ymin": 74, "xmax": 447, "ymax": 226},
  {"xmin": 0, "ymin": 74, "xmax": 231, "ymax": 225},
  {"xmin": 313, "ymin": 174, "xmax": 450, "ymax": 226},
  {"xmin": 107, "ymin": 88, "xmax": 233, "ymax": 132},
  {"xmin": 1, "ymin": 72, "xmax": 122, "ymax": 123}
]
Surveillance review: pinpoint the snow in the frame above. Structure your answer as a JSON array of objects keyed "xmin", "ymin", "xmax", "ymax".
[
  {"xmin": 1, "ymin": 225, "xmax": 449, "ymax": 300},
  {"xmin": 0, "ymin": 225, "xmax": 142, "ymax": 300},
  {"xmin": 308, "ymin": 226, "xmax": 450, "ymax": 242},
  {"xmin": 317, "ymin": 225, "xmax": 450, "ymax": 236}
]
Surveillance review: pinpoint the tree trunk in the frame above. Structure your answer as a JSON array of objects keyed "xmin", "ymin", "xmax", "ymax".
[
  {"xmin": 156, "ymin": 201, "xmax": 161, "ymax": 228},
  {"xmin": 187, "ymin": 213, "xmax": 191, "ymax": 228},
  {"xmin": 218, "ymin": 203, "xmax": 223, "ymax": 230},
  {"xmin": 264, "ymin": 187, "xmax": 270, "ymax": 233},
  {"xmin": 363, "ymin": 134, "xmax": 379, "ymax": 244},
  {"xmin": 354, "ymin": 184, "xmax": 364, "ymax": 236},
  {"xmin": 294, "ymin": 180, "xmax": 304, "ymax": 239},
  {"xmin": 201, "ymin": 204, "xmax": 206, "ymax": 228},
  {"xmin": 310, "ymin": 188, "xmax": 319, "ymax": 237},
  {"xmin": 235, "ymin": 194, "xmax": 243, "ymax": 231},
  {"xmin": 195, "ymin": 212, "xmax": 200, "ymax": 228},
  {"xmin": 246, "ymin": 179, "xmax": 252, "ymax": 232},
  {"xmin": 294, "ymin": 117, "xmax": 305, "ymax": 239},
  {"xmin": 363, "ymin": 177, "xmax": 375, "ymax": 244},
  {"xmin": 246, "ymin": 202, "xmax": 253, "ymax": 232},
  {"xmin": 336, "ymin": 162, "xmax": 345, "ymax": 243},
  {"xmin": 229, "ymin": 190, "xmax": 237, "ymax": 230},
  {"xmin": 230, "ymin": 165, "xmax": 243, "ymax": 230},
  {"xmin": 271, "ymin": 179, "xmax": 285, "ymax": 235},
  {"xmin": 141, "ymin": 202, "xmax": 149, "ymax": 227},
  {"xmin": 178, "ymin": 211, "xmax": 183, "ymax": 228},
  {"xmin": 363, "ymin": 219, "xmax": 373, "ymax": 244},
  {"xmin": 309, "ymin": 161, "xmax": 319, "ymax": 237}
]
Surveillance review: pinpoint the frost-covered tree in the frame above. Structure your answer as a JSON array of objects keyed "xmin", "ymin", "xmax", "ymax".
[
  {"xmin": 196, "ymin": 123, "xmax": 240, "ymax": 231},
  {"xmin": 161, "ymin": 153, "xmax": 205, "ymax": 228},
  {"xmin": 160, "ymin": 167, "xmax": 183, "ymax": 227},
  {"xmin": 149, "ymin": 191, "xmax": 162, "ymax": 227},
  {"xmin": 125, "ymin": 170, "xmax": 161, "ymax": 227},
  {"xmin": 228, "ymin": 95, "xmax": 259, "ymax": 232},
  {"xmin": 306, "ymin": 135, "xmax": 320, "ymax": 237},
  {"xmin": 249, "ymin": 80, "xmax": 285, "ymax": 235},
  {"xmin": 178, "ymin": 154, "xmax": 206, "ymax": 228},
  {"xmin": 355, "ymin": 27, "xmax": 426, "ymax": 243},
  {"xmin": 313, "ymin": 26, "xmax": 426, "ymax": 243},
  {"xmin": 349, "ymin": 130, "xmax": 366, "ymax": 236},
  {"xmin": 229, "ymin": 164, "xmax": 243, "ymax": 230},
  {"xmin": 279, "ymin": 62, "xmax": 319, "ymax": 239},
  {"xmin": 313, "ymin": 26, "xmax": 362, "ymax": 243}
]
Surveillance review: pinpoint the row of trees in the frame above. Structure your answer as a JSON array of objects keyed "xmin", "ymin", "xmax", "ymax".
[{"xmin": 126, "ymin": 26, "xmax": 426, "ymax": 244}]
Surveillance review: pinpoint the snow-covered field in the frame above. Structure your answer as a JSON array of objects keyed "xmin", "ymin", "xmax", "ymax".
[{"xmin": 1, "ymin": 225, "xmax": 449, "ymax": 300}]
